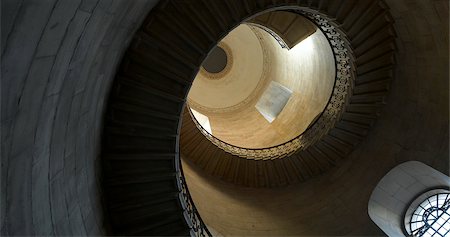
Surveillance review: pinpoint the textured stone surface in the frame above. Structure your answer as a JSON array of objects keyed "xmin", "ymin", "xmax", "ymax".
[
  {"xmin": 1, "ymin": 0, "xmax": 159, "ymax": 235},
  {"xmin": 369, "ymin": 161, "xmax": 450, "ymax": 236}
]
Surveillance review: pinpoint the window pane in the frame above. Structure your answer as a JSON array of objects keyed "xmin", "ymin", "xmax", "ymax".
[{"xmin": 409, "ymin": 193, "xmax": 450, "ymax": 237}]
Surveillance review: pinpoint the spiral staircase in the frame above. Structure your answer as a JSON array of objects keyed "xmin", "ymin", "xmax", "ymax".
[{"xmin": 101, "ymin": 0, "xmax": 396, "ymax": 235}]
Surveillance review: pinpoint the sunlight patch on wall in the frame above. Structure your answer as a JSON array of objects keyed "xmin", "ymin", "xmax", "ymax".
[
  {"xmin": 191, "ymin": 108, "xmax": 213, "ymax": 134},
  {"xmin": 289, "ymin": 33, "xmax": 315, "ymax": 55},
  {"xmin": 255, "ymin": 81, "xmax": 292, "ymax": 123}
]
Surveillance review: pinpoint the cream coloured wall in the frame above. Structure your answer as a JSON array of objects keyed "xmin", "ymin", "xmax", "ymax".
[
  {"xmin": 188, "ymin": 25, "xmax": 265, "ymax": 111},
  {"xmin": 203, "ymin": 25, "xmax": 335, "ymax": 149}
]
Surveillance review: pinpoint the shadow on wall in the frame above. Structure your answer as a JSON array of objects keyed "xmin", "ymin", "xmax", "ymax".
[{"xmin": 1, "ymin": 1, "xmax": 159, "ymax": 235}]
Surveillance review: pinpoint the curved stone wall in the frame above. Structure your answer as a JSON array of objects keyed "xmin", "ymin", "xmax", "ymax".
[
  {"xmin": 368, "ymin": 161, "xmax": 450, "ymax": 237},
  {"xmin": 1, "ymin": 0, "xmax": 159, "ymax": 235},
  {"xmin": 1, "ymin": 0, "xmax": 447, "ymax": 236}
]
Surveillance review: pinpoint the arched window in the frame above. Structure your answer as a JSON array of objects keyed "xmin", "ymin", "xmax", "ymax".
[{"xmin": 406, "ymin": 191, "xmax": 450, "ymax": 237}]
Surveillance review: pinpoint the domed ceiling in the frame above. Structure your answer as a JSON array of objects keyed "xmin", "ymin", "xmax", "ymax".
[
  {"xmin": 188, "ymin": 24, "xmax": 266, "ymax": 112},
  {"xmin": 187, "ymin": 19, "xmax": 335, "ymax": 149}
]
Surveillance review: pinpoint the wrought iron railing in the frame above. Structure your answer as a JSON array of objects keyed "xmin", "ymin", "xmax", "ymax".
[
  {"xmin": 176, "ymin": 9, "xmax": 355, "ymax": 236},
  {"xmin": 178, "ymin": 161, "xmax": 212, "ymax": 237},
  {"xmin": 187, "ymin": 9, "xmax": 355, "ymax": 160},
  {"xmin": 247, "ymin": 22, "xmax": 289, "ymax": 49}
]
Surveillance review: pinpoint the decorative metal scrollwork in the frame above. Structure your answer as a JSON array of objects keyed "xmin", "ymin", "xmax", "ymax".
[
  {"xmin": 178, "ymin": 170, "xmax": 212, "ymax": 237},
  {"xmin": 188, "ymin": 10, "xmax": 355, "ymax": 160}
]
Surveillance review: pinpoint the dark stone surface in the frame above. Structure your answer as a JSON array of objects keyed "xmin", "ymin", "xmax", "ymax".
[{"xmin": 1, "ymin": 0, "xmax": 159, "ymax": 235}]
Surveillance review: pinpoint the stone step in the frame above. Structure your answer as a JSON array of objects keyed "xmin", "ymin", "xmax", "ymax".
[
  {"xmin": 160, "ymin": 17, "xmax": 207, "ymax": 59},
  {"xmin": 336, "ymin": 120, "xmax": 370, "ymax": 137},
  {"xmin": 184, "ymin": 2, "xmax": 223, "ymax": 40},
  {"xmin": 106, "ymin": 159, "xmax": 176, "ymax": 176},
  {"xmin": 317, "ymin": 0, "xmax": 330, "ymax": 11},
  {"xmin": 114, "ymin": 93, "xmax": 182, "ymax": 116},
  {"xmin": 354, "ymin": 26, "xmax": 396, "ymax": 56},
  {"xmin": 357, "ymin": 41, "xmax": 396, "ymax": 65},
  {"xmin": 307, "ymin": 0, "xmax": 320, "ymax": 9},
  {"xmin": 137, "ymin": 30, "xmax": 199, "ymax": 71},
  {"xmin": 350, "ymin": 92, "xmax": 388, "ymax": 104},
  {"xmin": 315, "ymin": 140, "xmax": 344, "ymax": 164},
  {"xmin": 329, "ymin": 126, "xmax": 363, "ymax": 146},
  {"xmin": 309, "ymin": 144, "xmax": 337, "ymax": 167},
  {"xmin": 134, "ymin": 217, "xmax": 190, "ymax": 236},
  {"xmin": 323, "ymin": 0, "xmax": 342, "ymax": 16},
  {"xmin": 106, "ymin": 125, "xmax": 177, "ymax": 140},
  {"xmin": 109, "ymin": 192, "xmax": 180, "ymax": 211},
  {"xmin": 342, "ymin": 1, "xmax": 379, "ymax": 33},
  {"xmin": 356, "ymin": 66, "xmax": 394, "ymax": 85},
  {"xmin": 113, "ymin": 199, "xmax": 182, "ymax": 225},
  {"xmin": 126, "ymin": 49, "xmax": 194, "ymax": 82},
  {"xmin": 348, "ymin": 7, "xmax": 385, "ymax": 40},
  {"xmin": 106, "ymin": 180, "xmax": 179, "ymax": 201},
  {"xmin": 121, "ymin": 56, "xmax": 191, "ymax": 87},
  {"xmin": 322, "ymin": 134, "xmax": 354, "ymax": 155},
  {"xmin": 335, "ymin": 0, "xmax": 358, "ymax": 23},
  {"xmin": 105, "ymin": 135, "xmax": 176, "ymax": 153},
  {"xmin": 108, "ymin": 111, "xmax": 179, "ymax": 135},
  {"xmin": 111, "ymin": 101, "xmax": 180, "ymax": 121},
  {"xmin": 118, "ymin": 211, "xmax": 187, "ymax": 236},
  {"xmin": 168, "ymin": 2, "xmax": 216, "ymax": 44},
  {"xmin": 357, "ymin": 52, "xmax": 395, "ymax": 75},
  {"xmin": 104, "ymin": 153, "xmax": 177, "ymax": 161},
  {"xmin": 223, "ymin": 0, "xmax": 241, "ymax": 23},
  {"xmin": 351, "ymin": 13, "xmax": 395, "ymax": 48},
  {"xmin": 295, "ymin": 151, "xmax": 321, "ymax": 177},
  {"xmin": 353, "ymin": 81, "xmax": 391, "ymax": 96},
  {"xmin": 118, "ymin": 76, "xmax": 185, "ymax": 103},
  {"xmin": 341, "ymin": 112, "xmax": 376, "ymax": 127}
]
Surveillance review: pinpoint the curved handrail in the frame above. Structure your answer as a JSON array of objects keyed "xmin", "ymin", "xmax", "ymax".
[
  {"xmin": 187, "ymin": 9, "xmax": 355, "ymax": 160},
  {"xmin": 178, "ymin": 165, "xmax": 212, "ymax": 237},
  {"xmin": 247, "ymin": 22, "xmax": 289, "ymax": 49}
]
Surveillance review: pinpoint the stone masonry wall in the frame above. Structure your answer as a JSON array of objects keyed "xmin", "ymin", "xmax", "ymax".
[{"xmin": 1, "ymin": 0, "xmax": 158, "ymax": 235}]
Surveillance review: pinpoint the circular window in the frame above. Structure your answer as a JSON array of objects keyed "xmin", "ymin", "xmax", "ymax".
[
  {"xmin": 405, "ymin": 190, "xmax": 450, "ymax": 237},
  {"xmin": 202, "ymin": 45, "xmax": 228, "ymax": 74}
]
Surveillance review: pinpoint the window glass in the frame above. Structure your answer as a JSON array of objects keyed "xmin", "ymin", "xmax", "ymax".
[{"xmin": 409, "ymin": 193, "xmax": 450, "ymax": 237}]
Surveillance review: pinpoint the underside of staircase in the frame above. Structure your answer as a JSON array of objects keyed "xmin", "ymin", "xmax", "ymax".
[{"xmin": 101, "ymin": 0, "xmax": 396, "ymax": 235}]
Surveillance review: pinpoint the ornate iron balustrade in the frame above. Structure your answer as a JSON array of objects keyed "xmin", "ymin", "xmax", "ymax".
[
  {"xmin": 178, "ymin": 163, "xmax": 213, "ymax": 237},
  {"xmin": 187, "ymin": 9, "xmax": 355, "ymax": 160},
  {"xmin": 247, "ymin": 23, "xmax": 289, "ymax": 49}
]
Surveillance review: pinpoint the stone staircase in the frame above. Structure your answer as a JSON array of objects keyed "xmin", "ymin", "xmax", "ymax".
[
  {"xmin": 101, "ymin": 0, "xmax": 396, "ymax": 235},
  {"xmin": 181, "ymin": 0, "xmax": 396, "ymax": 187}
]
